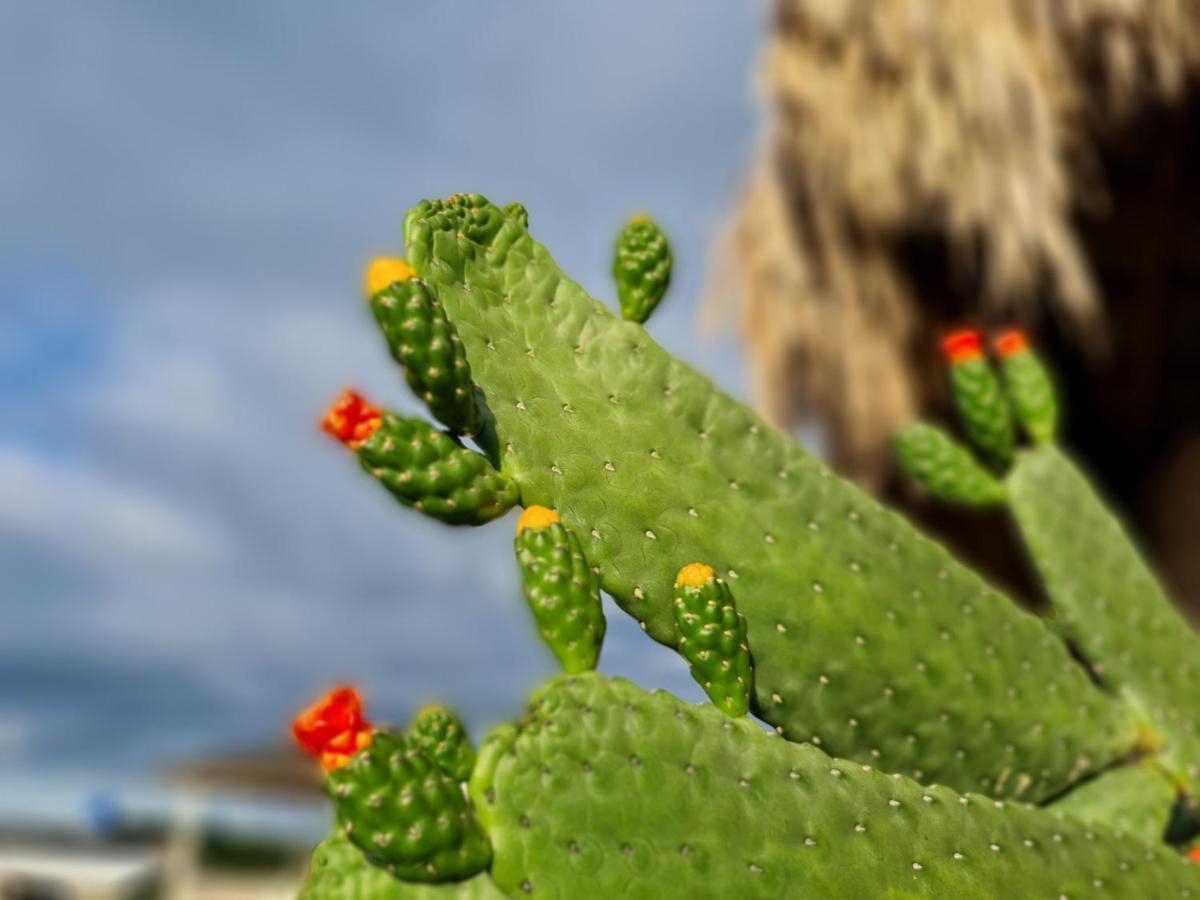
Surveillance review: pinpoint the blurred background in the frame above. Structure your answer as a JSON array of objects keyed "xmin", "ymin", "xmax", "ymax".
[{"xmin": 3, "ymin": 2, "xmax": 1198, "ymax": 897}]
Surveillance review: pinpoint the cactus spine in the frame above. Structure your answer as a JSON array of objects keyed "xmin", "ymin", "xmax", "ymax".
[
  {"xmin": 612, "ymin": 213, "xmax": 672, "ymax": 324},
  {"xmin": 671, "ymin": 563, "xmax": 753, "ymax": 717},
  {"xmin": 513, "ymin": 506, "xmax": 605, "ymax": 674}
]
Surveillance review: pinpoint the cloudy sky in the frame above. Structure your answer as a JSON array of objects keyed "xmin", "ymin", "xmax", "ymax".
[{"xmin": 0, "ymin": 2, "xmax": 765, "ymax": 779}]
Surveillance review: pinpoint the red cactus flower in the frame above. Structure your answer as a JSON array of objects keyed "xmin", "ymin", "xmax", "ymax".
[
  {"xmin": 994, "ymin": 329, "xmax": 1029, "ymax": 358},
  {"xmin": 941, "ymin": 329, "xmax": 983, "ymax": 364},
  {"xmin": 322, "ymin": 390, "xmax": 381, "ymax": 448},
  {"xmin": 1188, "ymin": 845, "xmax": 1200, "ymax": 863},
  {"xmin": 292, "ymin": 685, "xmax": 373, "ymax": 772}
]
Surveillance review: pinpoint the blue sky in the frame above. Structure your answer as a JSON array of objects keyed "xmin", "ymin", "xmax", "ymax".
[{"xmin": 0, "ymin": 2, "xmax": 764, "ymax": 778}]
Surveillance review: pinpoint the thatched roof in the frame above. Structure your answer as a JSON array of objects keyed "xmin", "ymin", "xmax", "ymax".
[{"xmin": 721, "ymin": 0, "xmax": 1200, "ymax": 483}]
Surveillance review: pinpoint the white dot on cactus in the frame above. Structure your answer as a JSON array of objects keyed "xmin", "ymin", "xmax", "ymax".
[
  {"xmin": 764, "ymin": 533, "xmax": 775, "ymax": 544},
  {"xmin": 811, "ymin": 582, "xmax": 823, "ymax": 593},
  {"xmin": 953, "ymin": 852, "xmax": 965, "ymax": 861},
  {"xmin": 888, "ymin": 799, "xmax": 900, "ymax": 808},
  {"xmin": 807, "ymin": 520, "xmax": 819, "ymax": 530},
  {"xmin": 775, "ymin": 623, "xmax": 786, "ymax": 634},
  {"xmin": 912, "ymin": 862, "xmax": 923, "ymax": 871}
]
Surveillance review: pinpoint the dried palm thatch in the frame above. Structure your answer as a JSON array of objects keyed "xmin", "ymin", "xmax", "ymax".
[{"xmin": 720, "ymin": 0, "xmax": 1200, "ymax": 483}]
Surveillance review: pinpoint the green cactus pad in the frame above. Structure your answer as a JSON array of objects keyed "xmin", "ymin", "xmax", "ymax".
[
  {"xmin": 469, "ymin": 673, "xmax": 1200, "ymax": 899},
  {"xmin": 356, "ymin": 413, "xmax": 518, "ymax": 526},
  {"xmin": 407, "ymin": 705, "xmax": 477, "ymax": 783},
  {"xmin": 1048, "ymin": 763, "xmax": 1177, "ymax": 847},
  {"xmin": 370, "ymin": 278, "xmax": 482, "ymax": 437},
  {"xmin": 300, "ymin": 833, "xmax": 507, "ymax": 900},
  {"xmin": 397, "ymin": 192, "xmax": 1132, "ymax": 801},
  {"xmin": 1008, "ymin": 445, "xmax": 1200, "ymax": 793},
  {"xmin": 894, "ymin": 422, "xmax": 1006, "ymax": 507},
  {"xmin": 947, "ymin": 355, "xmax": 1015, "ymax": 471},
  {"xmin": 612, "ymin": 214, "xmax": 672, "ymax": 324},
  {"xmin": 998, "ymin": 341, "xmax": 1058, "ymax": 445},
  {"xmin": 514, "ymin": 512, "xmax": 605, "ymax": 674},
  {"xmin": 328, "ymin": 732, "xmax": 492, "ymax": 882},
  {"xmin": 672, "ymin": 563, "xmax": 753, "ymax": 716}
]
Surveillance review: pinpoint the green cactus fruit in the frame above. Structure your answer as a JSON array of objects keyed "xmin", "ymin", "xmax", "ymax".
[
  {"xmin": 995, "ymin": 330, "xmax": 1059, "ymax": 445},
  {"xmin": 1048, "ymin": 763, "xmax": 1177, "ymax": 847},
  {"xmin": 300, "ymin": 832, "xmax": 508, "ymax": 900},
  {"xmin": 407, "ymin": 705, "xmax": 476, "ymax": 783},
  {"xmin": 322, "ymin": 390, "xmax": 517, "ymax": 526},
  {"xmin": 942, "ymin": 330, "xmax": 1015, "ymax": 471},
  {"xmin": 470, "ymin": 673, "xmax": 1200, "ymax": 899},
  {"xmin": 367, "ymin": 264, "xmax": 481, "ymax": 437},
  {"xmin": 396, "ymin": 193, "xmax": 1133, "ymax": 802},
  {"xmin": 1008, "ymin": 444, "xmax": 1200, "ymax": 794},
  {"xmin": 672, "ymin": 562, "xmax": 753, "ymax": 716},
  {"xmin": 612, "ymin": 213, "xmax": 672, "ymax": 324},
  {"xmin": 894, "ymin": 422, "xmax": 1006, "ymax": 506},
  {"xmin": 513, "ymin": 505, "xmax": 606, "ymax": 674},
  {"xmin": 328, "ymin": 732, "xmax": 492, "ymax": 883}
]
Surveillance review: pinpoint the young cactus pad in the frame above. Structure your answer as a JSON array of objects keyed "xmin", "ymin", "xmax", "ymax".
[
  {"xmin": 942, "ymin": 330, "xmax": 1015, "ymax": 471},
  {"xmin": 894, "ymin": 422, "xmax": 1006, "ymax": 507},
  {"xmin": 407, "ymin": 704, "xmax": 477, "ymax": 783},
  {"xmin": 995, "ymin": 330, "xmax": 1058, "ymax": 444},
  {"xmin": 322, "ymin": 390, "xmax": 518, "ymax": 526},
  {"xmin": 368, "ymin": 262, "xmax": 482, "ymax": 436},
  {"xmin": 468, "ymin": 673, "xmax": 1200, "ymax": 899},
  {"xmin": 672, "ymin": 562, "xmax": 753, "ymax": 716},
  {"xmin": 612, "ymin": 213, "xmax": 672, "ymax": 324},
  {"xmin": 395, "ymin": 192, "xmax": 1132, "ymax": 801},
  {"xmin": 513, "ymin": 505, "xmax": 605, "ymax": 674}
]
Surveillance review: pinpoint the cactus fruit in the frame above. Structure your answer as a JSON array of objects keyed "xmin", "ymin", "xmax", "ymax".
[
  {"xmin": 407, "ymin": 705, "xmax": 477, "ymax": 783},
  {"xmin": 322, "ymin": 390, "xmax": 517, "ymax": 526},
  {"xmin": 995, "ymin": 329, "xmax": 1058, "ymax": 445},
  {"xmin": 513, "ymin": 506, "xmax": 605, "ymax": 674},
  {"xmin": 292, "ymin": 688, "xmax": 492, "ymax": 884},
  {"xmin": 894, "ymin": 422, "xmax": 1006, "ymax": 506},
  {"xmin": 368, "ymin": 264, "xmax": 482, "ymax": 437},
  {"xmin": 942, "ymin": 329, "xmax": 1015, "ymax": 471},
  {"xmin": 612, "ymin": 213, "xmax": 672, "ymax": 324},
  {"xmin": 300, "ymin": 833, "xmax": 507, "ymax": 899},
  {"xmin": 469, "ymin": 673, "xmax": 1200, "ymax": 899},
  {"xmin": 671, "ymin": 563, "xmax": 753, "ymax": 716},
  {"xmin": 394, "ymin": 193, "xmax": 1132, "ymax": 801}
]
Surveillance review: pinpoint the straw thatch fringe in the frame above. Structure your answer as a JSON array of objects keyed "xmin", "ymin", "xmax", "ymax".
[{"xmin": 720, "ymin": 0, "xmax": 1200, "ymax": 483}]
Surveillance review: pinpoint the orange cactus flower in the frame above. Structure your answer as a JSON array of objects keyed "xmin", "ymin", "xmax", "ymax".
[
  {"xmin": 292, "ymin": 685, "xmax": 373, "ymax": 772},
  {"xmin": 994, "ymin": 329, "xmax": 1029, "ymax": 358},
  {"xmin": 1188, "ymin": 845, "xmax": 1200, "ymax": 863},
  {"xmin": 321, "ymin": 390, "xmax": 382, "ymax": 448},
  {"xmin": 941, "ymin": 329, "xmax": 983, "ymax": 364}
]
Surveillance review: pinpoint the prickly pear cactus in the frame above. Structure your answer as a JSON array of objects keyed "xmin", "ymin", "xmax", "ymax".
[
  {"xmin": 469, "ymin": 673, "xmax": 1200, "ymax": 899},
  {"xmin": 513, "ymin": 506, "xmax": 605, "ymax": 674},
  {"xmin": 894, "ymin": 422, "xmax": 1005, "ymax": 507},
  {"xmin": 895, "ymin": 328, "xmax": 1200, "ymax": 811},
  {"xmin": 671, "ymin": 562, "xmax": 753, "ymax": 716},
  {"xmin": 612, "ymin": 213, "xmax": 671, "ymax": 324},
  {"xmin": 942, "ymin": 330, "xmax": 1015, "ymax": 471}
]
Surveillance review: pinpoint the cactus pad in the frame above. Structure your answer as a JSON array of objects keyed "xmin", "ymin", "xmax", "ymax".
[
  {"xmin": 407, "ymin": 705, "xmax": 477, "ymax": 783},
  {"xmin": 329, "ymin": 732, "xmax": 492, "ymax": 882},
  {"xmin": 513, "ymin": 506, "xmax": 606, "ymax": 674},
  {"xmin": 1048, "ymin": 763, "xmax": 1177, "ymax": 847},
  {"xmin": 397, "ymin": 192, "xmax": 1132, "ymax": 800},
  {"xmin": 469, "ymin": 673, "xmax": 1200, "ymax": 899},
  {"xmin": 369, "ymin": 272, "xmax": 482, "ymax": 437},
  {"xmin": 995, "ymin": 330, "xmax": 1058, "ymax": 445},
  {"xmin": 894, "ymin": 423, "xmax": 1006, "ymax": 507},
  {"xmin": 1008, "ymin": 445, "xmax": 1200, "ymax": 794},
  {"xmin": 612, "ymin": 214, "xmax": 672, "ymax": 324},
  {"xmin": 672, "ymin": 563, "xmax": 753, "ymax": 716},
  {"xmin": 942, "ymin": 331, "xmax": 1015, "ymax": 471}
]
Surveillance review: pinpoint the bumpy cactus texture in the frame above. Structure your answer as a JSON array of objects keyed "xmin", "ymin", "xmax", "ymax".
[
  {"xmin": 672, "ymin": 564, "xmax": 753, "ymax": 717},
  {"xmin": 996, "ymin": 332, "xmax": 1057, "ymax": 445},
  {"xmin": 514, "ymin": 510, "xmax": 605, "ymax": 674},
  {"xmin": 1009, "ymin": 445, "xmax": 1200, "ymax": 794},
  {"xmin": 612, "ymin": 214, "xmax": 671, "ymax": 324},
  {"xmin": 329, "ymin": 732, "xmax": 492, "ymax": 882},
  {"xmin": 1048, "ymin": 763, "xmax": 1177, "ymax": 848},
  {"xmin": 370, "ymin": 276, "xmax": 482, "ymax": 437},
  {"xmin": 300, "ymin": 833, "xmax": 507, "ymax": 900},
  {"xmin": 946, "ymin": 350, "xmax": 1015, "ymax": 471},
  {"xmin": 407, "ymin": 705, "xmax": 477, "ymax": 783},
  {"xmin": 355, "ymin": 412, "xmax": 517, "ymax": 526},
  {"xmin": 398, "ymin": 193, "xmax": 1132, "ymax": 802},
  {"xmin": 894, "ymin": 422, "xmax": 1006, "ymax": 507},
  {"xmin": 468, "ymin": 673, "xmax": 1200, "ymax": 899}
]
